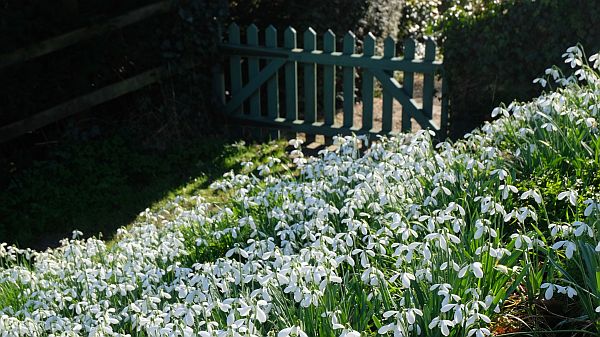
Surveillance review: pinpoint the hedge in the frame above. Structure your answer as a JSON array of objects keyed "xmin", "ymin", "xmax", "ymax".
[
  {"xmin": 441, "ymin": 0, "xmax": 600, "ymax": 138},
  {"xmin": 229, "ymin": 0, "xmax": 405, "ymax": 40}
]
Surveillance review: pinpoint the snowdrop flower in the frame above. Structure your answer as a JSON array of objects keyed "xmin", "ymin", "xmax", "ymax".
[
  {"xmin": 583, "ymin": 199, "xmax": 599, "ymax": 217},
  {"xmin": 458, "ymin": 262, "xmax": 484, "ymax": 279},
  {"xmin": 540, "ymin": 283, "xmax": 557, "ymax": 300},
  {"xmin": 520, "ymin": 189, "xmax": 542, "ymax": 204},
  {"xmin": 339, "ymin": 329, "xmax": 361, "ymax": 337},
  {"xmin": 473, "ymin": 219, "xmax": 497, "ymax": 240},
  {"xmin": 563, "ymin": 46, "xmax": 583, "ymax": 68},
  {"xmin": 278, "ymin": 326, "xmax": 308, "ymax": 337},
  {"xmin": 549, "ymin": 223, "xmax": 573, "ymax": 237},
  {"xmin": 510, "ymin": 233, "xmax": 533, "ymax": 250},
  {"xmin": 467, "ymin": 327, "xmax": 491, "ymax": 337},
  {"xmin": 533, "ymin": 77, "xmax": 547, "ymax": 88},
  {"xmin": 557, "ymin": 190, "xmax": 578, "ymax": 206},
  {"xmin": 490, "ymin": 168, "xmax": 508, "ymax": 180},
  {"xmin": 572, "ymin": 221, "xmax": 593, "ymax": 238},
  {"xmin": 552, "ymin": 240, "xmax": 577, "ymax": 259},
  {"xmin": 499, "ymin": 184, "xmax": 518, "ymax": 200},
  {"xmin": 428, "ymin": 316, "xmax": 455, "ymax": 336},
  {"xmin": 491, "ymin": 107, "xmax": 509, "ymax": 118}
]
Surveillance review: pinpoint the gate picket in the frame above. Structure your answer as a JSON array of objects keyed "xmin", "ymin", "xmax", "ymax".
[
  {"xmin": 402, "ymin": 39, "xmax": 416, "ymax": 132},
  {"xmin": 217, "ymin": 24, "xmax": 448, "ymax": 141},
  {"xmin": 247, "ymin": 25, "xmax": 261, "ymax": 117},
  {"xmin": 323, "ymin": 30, "xmax": 336, "ymax": 127},
  {"xmin": 382, "ymin": 37, "xmax": 395, "ymax": 133},
  {"xmin": 342, "ymin": 32, "xmax": 356, "ymax": 129},
  {"xmin": 422, "ymin": 38, "xmax": 436, "ymax": 119},
  {"xmin": 284, "ymin": 27, "xmax": 298, "ymax": 123},
  {"xmin": 361, "ymin": 33, "xmax": 375, "ymax": 132},
  {"xmin": 265, "ymin": 25, "xmax": 279, "ymax": 120}
]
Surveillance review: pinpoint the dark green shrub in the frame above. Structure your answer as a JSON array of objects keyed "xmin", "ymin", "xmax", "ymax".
[
  {"xmin": 229, "ymin": 0, "xmax": 405, "ymax": 39},
  {"xmin": 440, "ymin": 0, "xmax": 600, "ymax": 138}
]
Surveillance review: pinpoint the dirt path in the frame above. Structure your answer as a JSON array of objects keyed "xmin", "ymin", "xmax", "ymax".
[
  {"xmin": 298, "ymin": 74, "xmax": 443, "ymax": 147},
  {"xmin": 335, "ymin": 73, "xmax": 443, "ymax": 133}
]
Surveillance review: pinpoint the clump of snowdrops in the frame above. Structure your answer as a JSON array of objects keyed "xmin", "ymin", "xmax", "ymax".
[{"xmin": 1, "ymin": 46, "xmax": 599, "ymax": 336}]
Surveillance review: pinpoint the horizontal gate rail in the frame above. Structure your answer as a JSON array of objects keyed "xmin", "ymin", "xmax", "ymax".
[
  {"xmin": 218, "ymin": 44, "xmax": 444, "ymax": 73},
  {"xmin": 215, "ymin": 23, "xmax": 449, "ymax": 140}
]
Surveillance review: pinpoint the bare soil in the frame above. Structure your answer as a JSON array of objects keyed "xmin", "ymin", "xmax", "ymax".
[{"xmin": 334, "ymin": 73, "xmax": 443, "ymax": 133}]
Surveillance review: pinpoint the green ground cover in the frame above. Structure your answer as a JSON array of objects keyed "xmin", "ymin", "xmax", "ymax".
[
  {"xmin": 0, "ymin": 47, "xmax": 599, "ymax": 336},
  {"xmin": 0, "ymin": 135, "xmax": 287, "ymax": 249}
]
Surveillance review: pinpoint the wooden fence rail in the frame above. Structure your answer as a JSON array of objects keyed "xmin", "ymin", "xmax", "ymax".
[
  {"xmin": 0, "ymin": 1, "xmax": 174, "ymax": 143},
  {"xmin": 215, "ymin": 24, "xmax": 449, "ymax": 140},
  {"xmin": 0, "ymin": 1, "xmax": 171, "ymax": 70}
]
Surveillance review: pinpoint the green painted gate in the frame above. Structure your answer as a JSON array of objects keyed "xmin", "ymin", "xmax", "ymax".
[{"xmin": 213, "ymin": 24, "xmax": 448, "ymax": 140}]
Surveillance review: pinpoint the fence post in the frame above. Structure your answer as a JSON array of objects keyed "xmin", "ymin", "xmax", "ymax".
[
  {"xmin": 440, "ymin": 71, "xmax": 449, "ymax": 140},
  {"xmin": 343, "ymin": 31, "xmax": 356, "ymax": 129},
  {"xmin": 423, "ymin": 38, "xmax": 436, "ymax": 120},
  {"xmin": 362, "ymin": 33, "xmax": 375, "ymax": 132},
  {"xmin": 304, "ymin": 27, "xmax": 317, "ymax": 143},
  {"xmin": 402, "ymin": 38, "xmax": 416, "ymax": 133},
  {"xmin": 382, "ymin": 37, "xmax": 395, "ymax": 134},
  {"xmin": 265, "ymin": 25, "xmax": 280, "ymax": 140},
  {"xmin": 247, "ymin": 24, "xmax": 261, "ymax": 117},
  {"xmin": 323, "ymin": 30, "xmax": 336, "ymax": 127},
  {"xmin": 284, "ymin": 27, "xmax": 298, "ymax": 139}
]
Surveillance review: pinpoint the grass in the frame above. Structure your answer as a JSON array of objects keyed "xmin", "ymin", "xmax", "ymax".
[{"xmin": 0, "ymin": 133, "xmax": 288, "ymax": 249}]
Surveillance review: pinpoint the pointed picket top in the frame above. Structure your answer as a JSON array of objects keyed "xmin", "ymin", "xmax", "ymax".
[
  {"xmin": 228, "ymin": 23, "xmax": 240, "ymax": 43},
  {"xmin": 265, "ymin": 25, "xmax": 278, "ymax": 46},
  {"xmin": 364, "ymin": 32, "xmax": 376, "ymax": 56},
  {"xmin": 247, "ymin": 24, "xmax": 259, "ymax": 45},
  {"xmin": 424, "ymin": 37, "xmax": 436, "ymax": 61},
  {"xmin": 403, "ymin": 38, "xmax": 416, "ymax": 60},
  {"xmin": 304, "ymin": 27, "xmax": 317, "ymax": 50},
  {"xmin": 343, "ymin": 31, "xmax": 356, "ymax": 54},
  {"xmin": 284, "ymin": 27, "xmax": 297, "ymax": 48},
  {"xmin": 323, "ymin": 30, "xmax": 336, "ymax": 53},
  {"xmin": 384, "ymin": 36, "xmax": 396, "ymax": 58}
]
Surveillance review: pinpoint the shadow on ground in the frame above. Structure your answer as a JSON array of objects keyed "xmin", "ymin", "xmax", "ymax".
[{"xmin": 0, "ymin": 133, "xmax": 278, "ymax": 250}]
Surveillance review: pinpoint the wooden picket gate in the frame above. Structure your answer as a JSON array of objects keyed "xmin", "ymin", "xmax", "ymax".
[{"xmin": 213, "ymin": 24, "xmax": 449, "ymax": 141}]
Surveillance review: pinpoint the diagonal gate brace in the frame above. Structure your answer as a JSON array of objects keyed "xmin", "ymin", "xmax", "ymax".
[
  {"xmin": 371, "ymin": 68, "xmax": 438, "ymax": 131},
  {"xmin": 225, "ymin": 59, "xmax": 286, "ymax": 114}
]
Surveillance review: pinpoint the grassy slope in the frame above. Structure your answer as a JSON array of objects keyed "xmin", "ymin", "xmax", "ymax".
[{"xmin": 0, "ymin": 135, "xmax": 287, "ymax": 249}]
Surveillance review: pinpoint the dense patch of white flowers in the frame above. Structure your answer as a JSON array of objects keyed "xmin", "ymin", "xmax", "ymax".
[{"xmin": 1, "ymin": 46, "xmax": 599, "ymax": 336}]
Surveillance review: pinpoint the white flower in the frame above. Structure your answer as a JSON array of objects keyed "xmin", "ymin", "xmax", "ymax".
[
  {"xmin": 572, "ymin": 221, "xmax": 593, "ymax": 238},
  {"xmin": 590, "ymin": 53, "xmax": 600, "ymax": 69},
  {"xmin": 499, "ymin": 184, "xmax": 518, "ymax": 200},
  {"xmin": 557, "ymin": 190, "xmax": 578, "ymax": 206},
  {"xmin": 458, "ymin": 262, "xmax": 484, "ymax": 279},
  {"xmin": 278, "ymin": 326, "xmax": 308, "ymax": 337},
  {"xmin": 533, "ymin": 77, "xmax": 547, "ymax": 88},
  {"xmin": 540, "ymin": 283, "xmax": 556, "ymax": 300},
  {"xmin": 429, "ymin": 316, "xmax": 455, "ymax": 336},
  {"xmin": 520, "ymin": 189, "xmax": 542, "ymax": 204},
  {"xmin": 583, "ymin": 199, "xmax": 599, "ymax": 217},
  {"xmin": 552, "ymin": 240, "xmax": 577, "ymax": 259},
  {"xmin": 491, "ymin": 107, "xmax": 509, "ymax": 118},
  {"xmin": 468, "ymin": 328, "xmax": 491, "ymax": 337}
]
